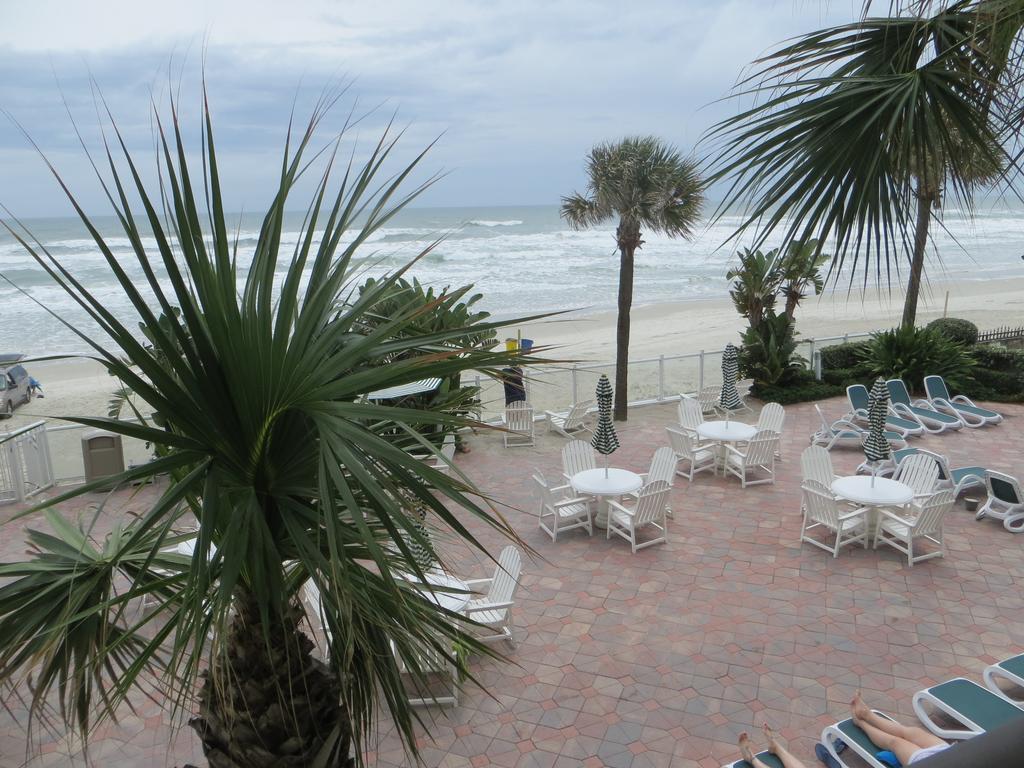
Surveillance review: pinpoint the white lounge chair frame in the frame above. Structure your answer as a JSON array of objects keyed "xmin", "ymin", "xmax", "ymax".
[
  {"xmin": 886, "ymin": 378, "xmax": 962, "ymax": 434},
  {"xmin": 503, "ymin": 401, "xmax": 535, "ymax": 448},
  {"xmin": 810, "ymin": 404, "xmax": 908, "ymax": 453},
  {"xmin": 911, "ymin": 677, "xmax": 1023, "ymax": 740},
  {"xmin": 665, "ymin": 425, "xmax": 716, "ymax": 482},
  {"xmin": 561, "ymin": 439, "xmax": 597, "ymax": 481},
  {"xmin": 924, "ymin": 374, "xmax": 1003, "ymax": 428},
  {"xmin": 874, "ymin": 489, "xmax": 954, "ymax": 566},
  {"xmin": 984, "ymin": 654, "xmax": 1024, "ymax": 704},
  {"xmin": 800, "ymin": 480, "xmax": 869, "ymax": 557},
  {"xmin": 544, "ymin": 399, "xmax": 594, "ymax": 439},
  {"xmin": 820, "ymin": 711, "xmax": 902, "ymax": 768},
  {"xmin": 533, "ymin": 472, "xmax": 593, "ymax": 541},
  {"xmin": 606, "ymin": 480, "xmax": 671, "ymax": 553},
  {"xmin": 463, "ymin": 545, "xmax": 522, "ymax": 646},
  {"xmin": 977, "ymin": 470, "xmax": 1024, "ymax": 533},
  {"xmin": 724, "ymin": 429, "xmax": 778, "ymax": 487},
  {"xmin": 845, "ymin": 384, "xmax": 922, "ymax": 437}
]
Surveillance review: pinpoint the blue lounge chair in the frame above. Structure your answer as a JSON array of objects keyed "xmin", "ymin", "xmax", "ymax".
[
  {"xmin": 912, "ymin": 677, "xmax": 1024, "ymax": 740},
  {"xmin": 846, "ymin": 384, "xmax": 923, "ymax": 437},
  {"xmin": 924, "ymin": 375, "xmax": 1003, "ymax": 428},
  {"xmin": 977, "ymin": 471, "xmax": 1024, "ymax": 533},
  {"xmin": 820, "ymin": 711, "xmax": 902, "ymax": 768},
  {"xmin": 887, "ymin": 448, "xmax": 986, "ymax": 496},
  {"xmin": 885, "ymin": 379, "xmax": 963, "ymax": 434},
  {"xmin": 984, "ymin": 652, "xmax": 1024, "ymax": 704},
  {"xmin": 811, "ymin": 404, "xmax": 907, "ymax": 452}
]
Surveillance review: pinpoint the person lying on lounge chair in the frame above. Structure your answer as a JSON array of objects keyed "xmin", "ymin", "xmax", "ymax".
[
  {"xmin": 738, "ymin": 723, "xmax": 807, "ymax": 768},
  {"xmin": 852, "ymin": 692, "xmax": 950, "ymax": 764}
]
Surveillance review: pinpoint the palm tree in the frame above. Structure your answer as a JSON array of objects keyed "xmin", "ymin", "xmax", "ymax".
[
  {"xmin": 901, "ymin": 132, "xmax": 1003, "ymax": 326},
  {"xmin": 703, "ymin": 1, "xmax": 1018, "ymax": 294},
  {"xmin": 0, "ymin": 91, "xmax": 540, "ymax": 767},
  {"xmin": 726, "ymin": 247, "xmax": 781, "ymax": 330},
  {"xmin": 778, "ymin": 239, "xmax": 828, "ymax": 321},
  {"xmin": 561, "ymin": 137, "xmax": 704, "ymax": 420}
]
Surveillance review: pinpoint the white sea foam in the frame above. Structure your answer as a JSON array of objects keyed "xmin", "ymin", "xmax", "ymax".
[{"xmin": 466, "ymin": 219, "xmax": 523, "ymax": 227}]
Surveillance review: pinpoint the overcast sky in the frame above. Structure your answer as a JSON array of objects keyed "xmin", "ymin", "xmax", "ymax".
[{"xmin": 0, "ymin": 0, "xmax": 858, "ymax": 218}]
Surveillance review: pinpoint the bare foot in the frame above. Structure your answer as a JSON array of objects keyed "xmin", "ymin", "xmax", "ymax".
[
  {"xmin": 762, "ymin": 722, "xmax": 782, "ymax": 754},
  {"xmin": 738, "ymin": 732, "xmax": 755, "ymax": 762},
  {"xmin": 851, "ymin": 691, "xmax": 870, "ymax": 724}
]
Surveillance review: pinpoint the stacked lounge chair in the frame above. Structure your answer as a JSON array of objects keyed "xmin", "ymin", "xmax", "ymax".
[
  {"xmin": 846, "ymin": 384, "xmax": 924, "ymax": 438},
  {"xmin": 886, "ymin": 379, "xmax": 963, "ymax": 434},
  {"xmin": 924, "ymin": 375, "xmax": 1003, "ymax": 428}
]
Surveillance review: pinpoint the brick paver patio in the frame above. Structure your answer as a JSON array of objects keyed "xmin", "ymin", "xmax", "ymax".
[{"xmin": 1, "ymin": 396, "xmax": 1022, "ymax": 767}]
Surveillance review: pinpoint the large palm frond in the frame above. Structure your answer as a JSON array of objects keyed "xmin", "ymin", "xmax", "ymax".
[
  {"xmin": 703, "ymin": 0, "xmax": 1022, "ymax": 285},
  {"xmin": 0, "ymin": 88, "xmax": 544, "ymax": 765}
]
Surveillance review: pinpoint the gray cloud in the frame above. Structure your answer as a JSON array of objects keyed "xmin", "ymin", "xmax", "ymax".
[{"xmin": 0, "ymin": 0, "xmax": 854, "ymax": 217}]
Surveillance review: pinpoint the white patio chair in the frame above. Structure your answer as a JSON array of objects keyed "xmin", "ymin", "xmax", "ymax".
[
  {"xmin": 735, "ymin": 378, "xmax": 755, "ymax": 414},
  {"xmin": 605, "ymin": 480, "xmax": 671, "ymax": 553},
  {"xmin": 399, "ymin": 637, "xmax": 461, "ymax": 707},
  {"xmin": 977, "ymin": 471, "xmax": 1024, "ymax": 533},
  {"xmin": 632, "ymin": 446, "xmax": 678, "ymax": 517},
  {"xmin": 533, "ymin": 472, "xmax": 593, "ymax": 541},
  {"xmin": 677, "ymin": 395, "xmax": 704, "ymax": 435},
  {"xmin": 892, "ymin": 451, "xmax": 941, "ymax": 503},
  {"xmin": 422, "ymin": 433, "xmax": 457, "ymax": 476},
  {"xmin": 544, "ymin": 399, "xmax": 594, "ymax": 439},
  {"xmin": 503, "ymin": 401, "xmax": 534, "ymax": 448},
  {"xmin": 723, "ymin": 429, "xmax": 778, "ymax": 488},
  {"xmin": 665, "ymin": 425, "xmax": 716, "ymax": 482},
  {"xmin": 462, "ymin": 545, "xmax": 522, "ymax": 645},
  {"xmin": 874, "ymin": 489, "xmax": 955, "ymax": 566},
  {"xmin": 756, "ymin": 402, "xmax": 785, "ymax": 459},
  {"xmin": 800, "ymin": 444, "xmax": 836, "ymax": 488},
  {"xmin": 561, "ymin": 439, "xmax": 597, "ymax": 481},
  {"xmin": 696, "ymin": 385, "xmax": 721, "ymax": 416},
  {"xmin": 799, "ymin": 480, "xmax": 869, "ymax": 557}
]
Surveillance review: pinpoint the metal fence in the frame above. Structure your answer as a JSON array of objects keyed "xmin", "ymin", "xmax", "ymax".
[
  {"xmin": 472, "ymin": 332, "xmax": 875, "ymax": 422},
  {"xmin": 0, "ymin": 421, "xmax": 55, "ymax": 505},
  {"xmin": 978, "ymin": 326, "xmax": 1024, "ymax": 344}
]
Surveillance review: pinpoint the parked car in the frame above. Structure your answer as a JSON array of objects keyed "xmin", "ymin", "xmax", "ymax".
[{"xmin": 1, "ymin": 354, "xmax": 31, "ymax": 418}]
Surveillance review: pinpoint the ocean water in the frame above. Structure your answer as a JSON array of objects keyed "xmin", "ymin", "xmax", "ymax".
[{"xmin": 2, "ymin": 204, "xmax": 1024, "ymax": 357}]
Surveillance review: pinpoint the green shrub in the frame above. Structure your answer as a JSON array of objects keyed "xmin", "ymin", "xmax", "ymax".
[
  {"xmin": 751, "ymin": 380, "xmax": 845, "ymax": 405},
  {"xmin": 927, "ymin": 317, "xmax": 979, "ymax": 345},
  {"xmin": 739, "ymin": 311, "xmax": 802, "ymax": 385},
  {"xmin": 972, "ymin": 367, "xmax": 1023, "ymax": 396},
  {"xmin": 861, "ymin": 325, "xmax": 975, "ymax": 393},
  {"xmin": 820, "ymin": 340, "xmax": 872, "ymax": 371},
  {"xmin": 822, "ymin": 367, "xmax": 863, "ymax": 386},
  {"xmin": 971, "ymin": 345, "xmax": 1024, "ymax": 372}
]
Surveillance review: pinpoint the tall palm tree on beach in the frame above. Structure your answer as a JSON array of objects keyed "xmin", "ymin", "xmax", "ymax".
[
  {"xmin": 562, "ymin": 137, "xmax": 704, "ymax": 420},
  {"xmin": 0, "ymin": 91, "xmax": 539, "ymax": 767},
  {"xmin": 703, "ymin": 0, "xmax": 1020, "ymax": 298}
]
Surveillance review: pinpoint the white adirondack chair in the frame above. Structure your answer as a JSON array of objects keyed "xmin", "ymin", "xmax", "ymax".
[
  {"xmin": 632, "ymin": 446, "xmax": 678, "ymax": 518},
  {"xmin": 605, "ymin": 480, "xmax": 671, "ymax": 553},
  {"xmin": 892, "ymin": 451, "xmax": 941, "ymax": 503},
  {"xmin": 665, "ymin": 425, "xmax": 716, "ymax": 481},
  {"xmin": 697, "ymin": 385, "xmax": 721, "ymax": 416},
  {"xmin": 533, "ymin": 472, "xmax": 593, "ymax": 541},
  {"xmin": 678, "ymin": 396, "xmax": 704, "ymax": 435},
  {"xmin": 503, "ymin": 401, "xmax": 535, "ymax": 448},
  {"xmin": 735, "ymin": 378, "xmax": 755, "ymax": 413},
  {"xmin": 423, "ymin": 433, "xmax": 457, "ymax": 476},
  {"xmin": 544, "ymin": 399, "xmax": 594, "ymax": 439},
  {"xmin": 399, "ymin": 637, "xmax": 461, "ymax": 707},
  {"xmin": 756, "ymin": 401, "xmax": 785, "ymax": 459},
  {"xmin": 561, "ymin": 439, "xmax": 597, "ymax": 481},
  {"xmin": 800, "ymin": 480, "xmax": 869, "ymax": 557},
  {"xmin": 874, "ymin": 489, "xmax": 954, "ymax": 566},
  {"xmin": 463, "ymin": 546, "xmax": 522, "ymax": 645},
  {"xmin": 724, "ymin": 429, "xmax": 778, "ymax": 487},
  {"xmin": 800, "ymin": 444, "xmax": 836, "ymax": 489}
]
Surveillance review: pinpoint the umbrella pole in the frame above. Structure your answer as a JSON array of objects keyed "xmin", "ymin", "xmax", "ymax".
[{"xmin": 605, "ymin": 454, "xmax": 609, "ymax": 478}]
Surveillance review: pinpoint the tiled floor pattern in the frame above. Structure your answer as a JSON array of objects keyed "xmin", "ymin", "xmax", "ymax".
[{"xmin": 1, "ymin": 396, "xmax": 1022, "ymax": 766}]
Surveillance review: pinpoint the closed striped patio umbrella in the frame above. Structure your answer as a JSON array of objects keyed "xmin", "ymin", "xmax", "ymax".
[
  {"xmin": 591, "ymin": 374, "xmax": 620, "ymax": 477},
  {"xmin": 719, "ymin": 343, "xmax": 742, "ymax": 413},
  {"xmin": 864, "ymin": 378, "xmax": 892, "ymax": 483}
]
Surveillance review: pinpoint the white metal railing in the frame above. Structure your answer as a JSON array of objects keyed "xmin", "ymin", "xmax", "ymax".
[
  {"xmin": 474, "ymin": 332, "xmax": 874, "ymax": 422},
  {"xmin": 0, "ymin": 421, "xmax": 56, "ymax": 505}
]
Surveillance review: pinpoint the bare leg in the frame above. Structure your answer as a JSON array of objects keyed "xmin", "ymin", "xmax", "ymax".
[
  {"xmin": 851, "ymin": 694, "xmax": 945, "ymax": 766},
  {"xmin": 738, "ymin": 732, "xmax": 772, "ymax": 768},
  {"xmin": 763, "ymin": 723, "xmax": 808, "ymax": 768},
  {"xmin": 852, "ymin": 693, "xmax": 945, "ymax": 749}
]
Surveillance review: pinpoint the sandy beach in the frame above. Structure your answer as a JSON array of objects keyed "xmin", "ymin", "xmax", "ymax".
[{"xmin": 4, "ymin": 276, "xmax": 1023, "ymax": 476}]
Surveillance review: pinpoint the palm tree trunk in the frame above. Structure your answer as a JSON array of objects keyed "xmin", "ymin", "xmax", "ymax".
[
  {"xmin": 614, "ymin": 220, "xmax": 641, "ymax": 421},
  {"xmin": 902, "ymin": 189, "xmax": 935, "ymax": 328},
  {"xmin": 189, "ymin": 590, "xmax": 354, "ymax": 768}
]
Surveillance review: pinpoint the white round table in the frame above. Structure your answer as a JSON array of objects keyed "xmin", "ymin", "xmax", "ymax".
[
  {"xmin": 571, "ymin": 467, "xmax": 643, "ymax": 529},
  {"xmin": 696, "ymin": 420, "xmax": 757, "ymax": 474},
  {"xmin": 831, "ymin": 475, "xmax": 913, "ymax": 506},
  {"xmin": 401, "ymin": 570, "xmax": 471, "ymax": 613}
]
